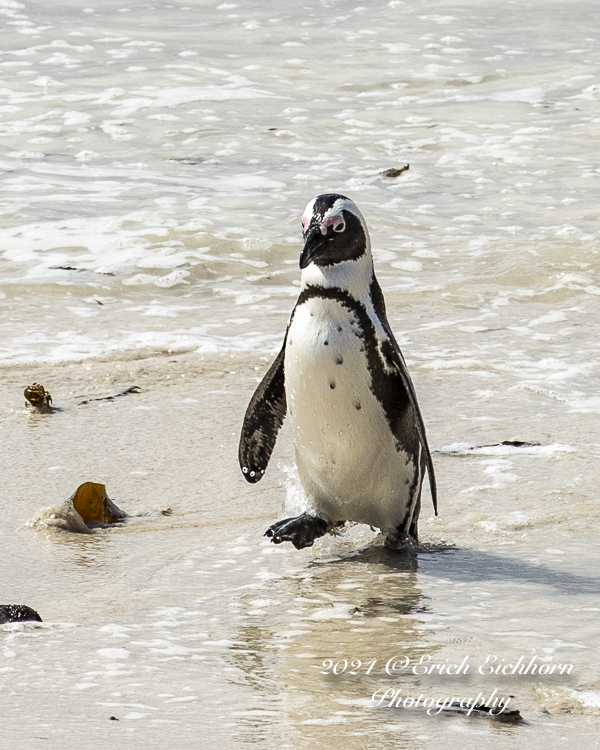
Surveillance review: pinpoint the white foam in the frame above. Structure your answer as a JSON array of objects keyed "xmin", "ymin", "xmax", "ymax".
[
  {"xmin": 110, "ymin": 81, "xmax": 276, "ymax": 117},
  {"xmin": 98, "ymin": 648, "xmax": 130, "ymax": 660},
  {"xmin": 437, "ymin": 442, "xmax": 575, "ymax": 456},
  {"xmin": 568, "ymin": 396, "xmax": 600, "ymax": 413},
  {"xmin": 565, "ymin": 689, "xmax": 600, "ymax": 708},
  {"xmin": 491, "ymin": 87, "xmax": 545, "ymax": 103}
]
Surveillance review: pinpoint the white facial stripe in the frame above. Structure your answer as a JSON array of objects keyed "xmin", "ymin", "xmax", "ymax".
[
  {"xmin": 330, "ymin": 198, "xmax": 357, "ymax": 216},
  {"xmin": 303, "ymin": 196, "xmax": 360, "ymax": 225},
  {"xmin": 301, "ymin": 197, "xmax": 317, "ymax": 233},
  {"xmin": 321, "ymin": 198, "xmax": 368, "ymax": 237}
]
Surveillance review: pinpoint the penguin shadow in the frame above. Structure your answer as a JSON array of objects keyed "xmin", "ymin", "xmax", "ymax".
[
  {"xmin": 327, "ymin": 534, "xmax": 598, "ymax": 597},
  {"xmin": 416, "ymin": 546, "xmax": 600, "ymax": 596},
  {"xmin": 360, "ymin": 536, "xmax": 600, "ymax": 596}
]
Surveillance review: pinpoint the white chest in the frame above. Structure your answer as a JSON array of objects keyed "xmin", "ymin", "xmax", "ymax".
[
  {"xmin": 285, "ymin": 297, "xmax": 369, "ymax": 434},
  {"xmin": 284, "ymin": 296, "xmax": 417, "ymax": 532}
]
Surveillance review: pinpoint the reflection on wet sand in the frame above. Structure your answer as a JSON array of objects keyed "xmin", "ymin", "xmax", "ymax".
[{"xmin": 229, "ymin": 545, "xmax": 440, "ymax": 748}]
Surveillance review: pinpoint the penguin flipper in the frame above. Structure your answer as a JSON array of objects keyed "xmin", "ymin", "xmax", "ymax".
[
  {"xmin": 239, "ymin": 342, "xmax": 287, "ymax": 483},
  {"xmin": 370, "ymin": 278, "xmax": 438, "ymax": 515}
]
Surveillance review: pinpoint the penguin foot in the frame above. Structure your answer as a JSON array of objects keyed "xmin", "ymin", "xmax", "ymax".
[
  {"xmin": 383, "ymin": 530, "xmax": 419, "ymax": 552},
  {"xmin": 265, "ymin": 514, "xmax": 329, "ymax": 550}
]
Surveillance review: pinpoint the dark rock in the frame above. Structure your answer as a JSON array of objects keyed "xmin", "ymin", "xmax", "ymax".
[{"xmin": 0, "ymin": 605, "xmax": 42, "ymax": 624}]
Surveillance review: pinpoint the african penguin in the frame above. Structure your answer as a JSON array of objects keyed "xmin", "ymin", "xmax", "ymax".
[{"xmin": 239, "ymin": 193, "xmax": 436, "ymax": 550}]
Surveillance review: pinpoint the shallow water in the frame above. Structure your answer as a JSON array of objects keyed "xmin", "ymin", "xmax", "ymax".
[
  {"xmin": 1, "ymin": 352, "xmax": 599, "ymax": 748},
  {"xmin": 1, "ymin": 0, "xmax": 600, "ymax": 747}
]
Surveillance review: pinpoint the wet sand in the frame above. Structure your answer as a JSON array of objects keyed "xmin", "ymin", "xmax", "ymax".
[{"xmin": 0, "ymin": 351, "xmax": 599, "ymax": 748}]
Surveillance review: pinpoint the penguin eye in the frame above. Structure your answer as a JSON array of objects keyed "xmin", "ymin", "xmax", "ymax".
[{"xmin": 333, "ymin": 220, "xmax": 345, "ymax": 233}]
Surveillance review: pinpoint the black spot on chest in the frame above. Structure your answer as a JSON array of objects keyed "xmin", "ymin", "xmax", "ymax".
[{"xmin": 293, "ymin": 284, "xmax": 415, "ymax": 452}]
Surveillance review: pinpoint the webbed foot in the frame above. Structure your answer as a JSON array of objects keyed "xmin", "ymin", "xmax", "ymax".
[
  {"xmin": 265, "ymin": 513, "xmax": 329, "ymax": 550},
  {"xmin": 384, "ymin": 530, "xmax": 419, "ymax": 551}
]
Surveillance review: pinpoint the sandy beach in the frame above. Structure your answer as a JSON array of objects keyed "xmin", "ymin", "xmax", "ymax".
[{"xmin": 1, "ymin": 351, "xmax": 599, "ymax": 747}]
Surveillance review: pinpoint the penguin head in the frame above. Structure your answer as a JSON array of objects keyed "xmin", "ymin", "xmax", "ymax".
[{"xmin": 299, "ymin": 194, "xmax": 371, "ymax": 271}]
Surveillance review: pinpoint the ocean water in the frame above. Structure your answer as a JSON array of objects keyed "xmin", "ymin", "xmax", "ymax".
[
  {"xmin": 2, "ymin": 0, "xmax": 600, "ymax": 366},
  {"xmin": 1, "ymin": 0, "xmax": 600, "ymax": 747}
]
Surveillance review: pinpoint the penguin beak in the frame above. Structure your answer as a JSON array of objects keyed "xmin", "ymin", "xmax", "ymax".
[{"xmin": 299, "ymin": 226, "xmax": 326, "ymax": 269}]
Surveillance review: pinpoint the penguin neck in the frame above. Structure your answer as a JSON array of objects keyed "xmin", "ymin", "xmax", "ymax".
[{"xmin": 300, "ymin": 248, "xmax": 374, "ymax": 302}]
